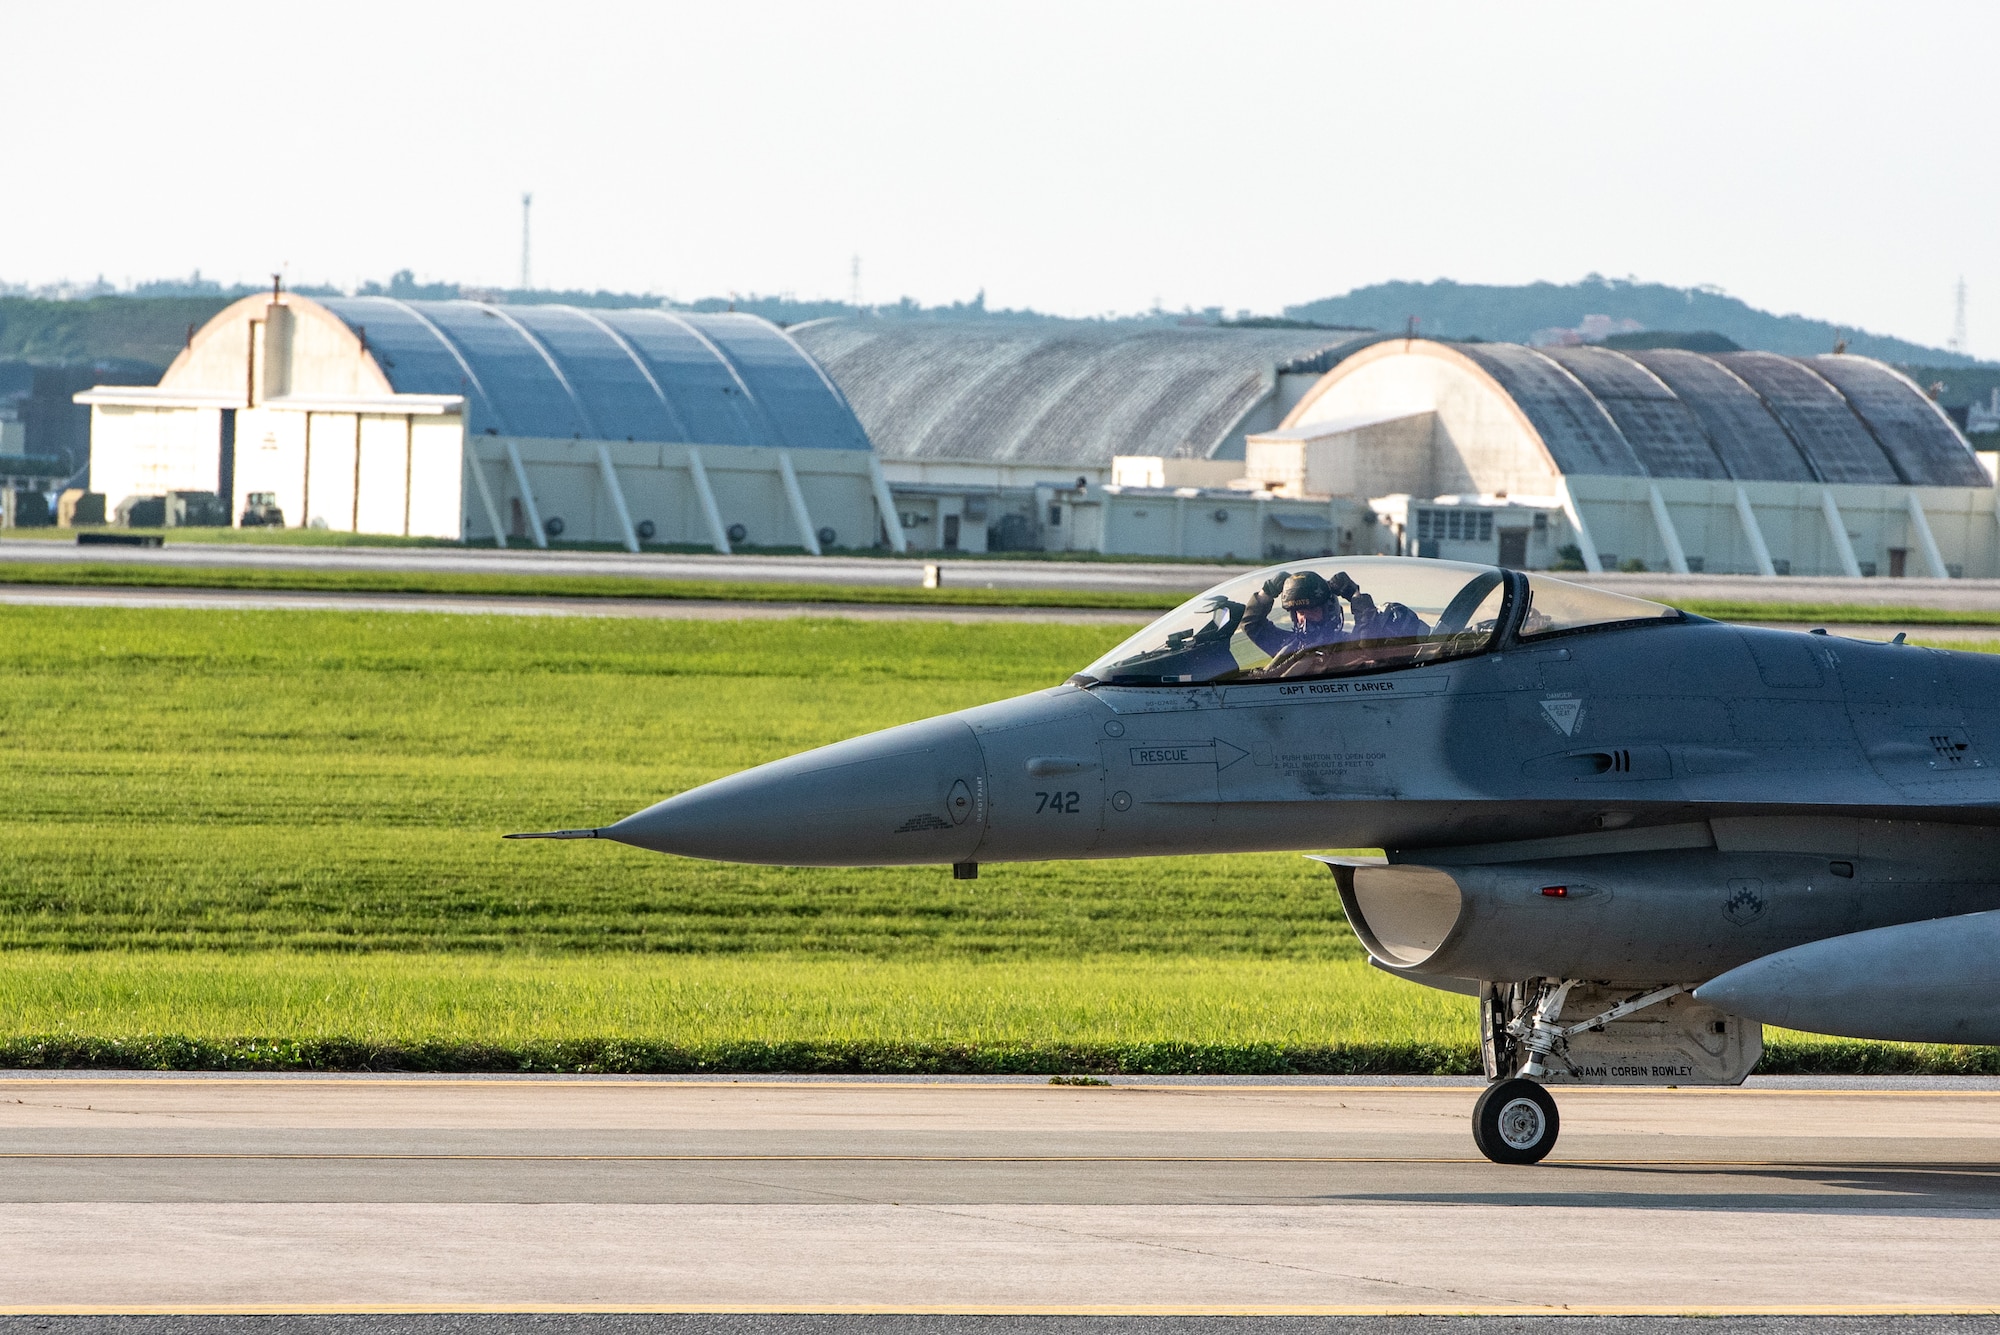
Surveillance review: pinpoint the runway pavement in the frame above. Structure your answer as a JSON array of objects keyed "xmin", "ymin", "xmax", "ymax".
[{"xmin": 2, "ymin": 1074, "xmax": 1998, "ymax": 1317}]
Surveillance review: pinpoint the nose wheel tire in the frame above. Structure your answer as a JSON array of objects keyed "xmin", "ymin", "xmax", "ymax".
[{"xmin": 1472, "ymin": 1077, "xmax": 1560, "ymax": 1164}]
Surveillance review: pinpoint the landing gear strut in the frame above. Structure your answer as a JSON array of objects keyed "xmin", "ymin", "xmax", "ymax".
[{"xmin": 1472, "ymin": 978, "xmax": 1694, "ymax": 1165}]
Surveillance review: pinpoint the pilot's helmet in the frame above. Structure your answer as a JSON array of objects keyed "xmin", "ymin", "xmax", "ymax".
[{"xmin": 1279, "ymin": 571, "xmax": 1332, "ymax": 610}]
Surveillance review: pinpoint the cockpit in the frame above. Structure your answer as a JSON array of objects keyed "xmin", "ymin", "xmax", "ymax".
[{"xmin": 1074, "ymin": 557, "xmax": 1681, "ymax": 687}]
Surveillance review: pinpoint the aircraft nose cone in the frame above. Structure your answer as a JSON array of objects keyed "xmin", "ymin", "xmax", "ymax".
[{"xmin": 602, "ymin": 714, "xmax": 988, "ymax": 866}]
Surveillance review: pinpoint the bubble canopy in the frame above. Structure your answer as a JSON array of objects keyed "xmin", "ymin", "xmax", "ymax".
[{"xmin": 1075, "ymin": 557, "xmax": 1679, "ymax": 687}]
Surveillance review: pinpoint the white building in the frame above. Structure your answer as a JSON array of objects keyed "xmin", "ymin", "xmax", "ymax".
[
  {"xmin": 1248, "ymin": 338, "xmax": 1998, "ymax": 578},
  {"xmin": 78, "ymin": 291, "xmax": 899, "ymax": 554},
  {"xmin": 79, "ymin": 301, "xmax": 1998, "ymax": 579},
  {"xmin": 1967, "ymin": 389, "xmax": 2000, "ymax": 436}
]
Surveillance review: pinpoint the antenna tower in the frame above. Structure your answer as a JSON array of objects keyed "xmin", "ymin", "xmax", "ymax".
[
  {"xmin": 520, "ymin": 193, "xmax": 534, "ymax": 291},
  {"xmin": 1950, "ymin": 276, "xmax": 1968, "ymax": 355}
]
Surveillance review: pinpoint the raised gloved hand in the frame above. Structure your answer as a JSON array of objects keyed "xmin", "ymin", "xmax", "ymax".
[
  {"xmin": 1261, "ymin": 571, "xmax": 1291, "ymax": 598},
  {"xmin": 1328, "ymin": 570, "xmax": 1359, "ymax": 600}
]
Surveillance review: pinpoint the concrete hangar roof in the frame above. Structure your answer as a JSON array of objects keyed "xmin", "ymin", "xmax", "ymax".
[
  {"xmin": 146, "ymin": 293, "xmax": 871, "ymax": 451},
  {"xmin": 790, "ymin": 319, "xmax": 1380, "ymax": 465},
  {"xmin": 1300, "ymin": 339, "xmax": 1985, "ymax": 486}
]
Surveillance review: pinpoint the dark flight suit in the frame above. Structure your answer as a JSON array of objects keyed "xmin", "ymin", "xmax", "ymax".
[{"xmin": 1243, "ymin": 592, "xmax": 1381, "ymax": 656}]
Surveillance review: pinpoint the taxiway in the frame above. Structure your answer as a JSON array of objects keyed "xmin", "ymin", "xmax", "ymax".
[{"xmin": 0, "ymin": 1074, "xmax": 1996, "ymax": 1316}]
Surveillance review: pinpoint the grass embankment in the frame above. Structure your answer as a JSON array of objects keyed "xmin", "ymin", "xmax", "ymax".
[
  {"xmin": 0, "ymin": 955, "xmax": 1473, "ymax": 1074},
  {"xmin": 0, "ymin": 951, "xmax": 1962, "ymax": 1074},
  {"xmin": 0, "ymin": 606, "xmax": 1991, "ymax": 1073},
  {"xmin": 0, "ymin": 560, "xmax": 1185, "ymax": 612}
]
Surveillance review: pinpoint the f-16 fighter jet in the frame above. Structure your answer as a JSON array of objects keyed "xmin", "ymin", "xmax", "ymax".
[{"xmin": 514, "ymin": 556, "xmax": 2000, "ymax": 1163}]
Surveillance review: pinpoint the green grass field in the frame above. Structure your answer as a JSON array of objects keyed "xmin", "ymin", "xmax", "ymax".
[
  {"xmin": 0, "ymin": 954, "xmax": 1476, "ymax": 1073},
  {"xmin": 0, "ymin": 604, "xmax": 1991, "ymax": 1072}
]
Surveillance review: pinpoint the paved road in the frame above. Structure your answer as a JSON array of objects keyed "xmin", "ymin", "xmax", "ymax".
[
  {"xmin": 12, "ymin": 539, "xmax": 2000, "ymax": 611},
  {"xmin": 2, "ymin": 1074, "xmax": 1998, "ymax": 1316}
]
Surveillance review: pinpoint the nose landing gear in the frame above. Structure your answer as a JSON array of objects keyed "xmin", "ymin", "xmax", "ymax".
[
  {"xmin": 1472, "ymin": 1078, "xmax": 1560, "ymax": 1164},
  {"xmin": 1471, "ymin": 978, "xmax": 1696, "ymax": 1165}
]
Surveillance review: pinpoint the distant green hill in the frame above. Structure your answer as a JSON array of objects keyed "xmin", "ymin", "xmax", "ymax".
[
  {"xmin": 1907, "ymin": 364, "xmax": 2000, "ymax": 408},
  {"xmin": 6, "ymin": 274, "xmax": 1983, "ymax": 374},
  {"xmin": 0, "ymin": 296, "xmax": 224, "ymax": 370},
  {"xmin": 1286, "ymin": 278, "xmax": 1977, "ymax": 367}
]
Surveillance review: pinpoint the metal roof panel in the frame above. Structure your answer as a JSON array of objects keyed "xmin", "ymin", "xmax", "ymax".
[
  {"xmin": 1623, "ymin": 350, "xmax": 1818, "ymax": 482},
  {"xmin": 792, "ymin": 321, "xmax": 1376, "ymax": 465},
  {"xmin": 1539, "ymin": 347, "xmax": 1731, "ymax": 479},
  {"xmin": 1453, "ymin": 344, "xmax": 1645, "ymax": 477},
  {"xmin": 1715, "ymin": 351, "xmax": 1901, "ymax": 484},
  {"xmin": 1808, "ymin": 354, "xmax": 1988, "ymax": 486},
  {"xmin": 318, "ymin": 299, "xmax": 867, "ymax": 449}
]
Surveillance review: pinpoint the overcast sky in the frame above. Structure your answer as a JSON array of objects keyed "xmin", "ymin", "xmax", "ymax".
[{"xmin": 6, "ymin": 1, "xmax": 1996, "ymax": 355}]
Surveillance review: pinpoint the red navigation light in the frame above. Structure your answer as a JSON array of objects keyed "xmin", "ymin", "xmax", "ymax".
[{"xmin": 1540, "ymin": 885, "xmax": 1569, "ymax": 898}]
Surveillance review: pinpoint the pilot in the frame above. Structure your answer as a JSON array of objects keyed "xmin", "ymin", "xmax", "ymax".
[{"xmin": 1242, "ymin": 570, "xmax": 1378, "ymax": 660}]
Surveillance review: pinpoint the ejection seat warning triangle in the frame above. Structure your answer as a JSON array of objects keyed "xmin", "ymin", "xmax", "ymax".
[{"xmin": 1540, "ymin": 697, "xmax": 1583, "ymax": 737}]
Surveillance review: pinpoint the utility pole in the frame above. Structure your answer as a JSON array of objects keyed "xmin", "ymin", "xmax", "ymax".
[
  {"xmin": 850, "ymin": 254, "xmax": 862, "ymax": 310},
  {"xmin": 1950, "ymin": 276, "xmax": 1968, "ymax": 355},
  {"xmin": 521, "ymin": 192, "xmax": 533, "ymax": 292}
]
